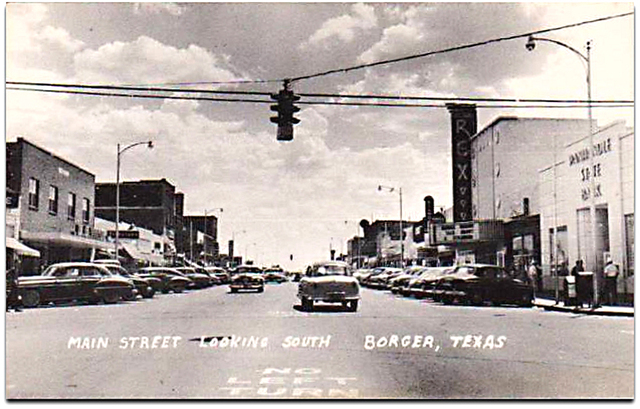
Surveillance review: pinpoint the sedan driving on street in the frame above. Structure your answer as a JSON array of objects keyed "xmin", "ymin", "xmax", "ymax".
[
  {"xmin": 297, "ymin": 261, "xmax": 360, "ymax": 312},
  {"xmin": 229, "ymin": 265, "xmax": 265, "ymax": 293}
]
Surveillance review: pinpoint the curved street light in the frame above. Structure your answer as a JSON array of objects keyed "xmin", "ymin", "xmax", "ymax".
[
  {"xmin": 526, "ymin": 35, "xmax": 599, "ymax": 305},
  {"xmin": 115, "ymin": 140, "xmax": 154, "ymax": 260},
  {"xmin": 378, "ymin": 185, "xmax": 404, "ymax": 268}
]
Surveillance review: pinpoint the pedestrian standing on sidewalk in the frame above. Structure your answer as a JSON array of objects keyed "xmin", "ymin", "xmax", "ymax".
[
  {"xmin": 570, "ymin": 259, "xmax": 584, "ymax": 277},
  {"xmin": 528, "ymin": 261, "xmax": 539, "ymax": 297},
  {"xmin": 603, "ymin": 258, "xmax": 620, "ymax": 306}
]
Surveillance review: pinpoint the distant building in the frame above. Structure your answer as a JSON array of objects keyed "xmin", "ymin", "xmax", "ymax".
[
  {"xmin": 6, "ymin": 137, "xmax": 109, "ymax": 271},
  {"xmin": 183, "ymin": 215, "xmax": 219, "ymax": 265},
  {"xmin": 95, "ymin": 178, "xmax": 181, "ymax": 261}
]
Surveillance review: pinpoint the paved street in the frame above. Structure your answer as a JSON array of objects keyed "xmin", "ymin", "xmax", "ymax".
[{"xmin": 6, "ymin": 283, "xmax": 633, "ymax": 399}]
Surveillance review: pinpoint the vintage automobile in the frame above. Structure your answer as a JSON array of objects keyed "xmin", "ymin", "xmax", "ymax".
[
  {"xmin": 173, "ymin": 267, "xmax": 213, "ymax": 289},
  {"xmin": 405, "ymin": 267, "xmax": 455, "ymax": 298},
  {"xmin": 17, "ymin": 262, "xmax": 136, "ymax": 307},
  {"xmin": 95, "ymin": 261, "xmax": 157, "ymax": 300},
  {"xmin": 352, "ymin": 268, "xmax": 372, "ymax": 284},
  {"xmin": 297, "ymin": 261, "xmax": 360, "ymax": 312},
  {"xmin": 263, "ymin": 267, "xmax": 288, "ymax": 283},
  {"xmin": 135, "ymin": 267, "xmax": 193, "ymax": 293},
  {"xmin": 359, "ymin": 267, "xmax": 389, "ymax": 288},
  {"xmin": 193, "ymin": 266, "xmax": 222, "ymax": 286},
  {"xmin": 437, "ymin": 264, "xmax": 534, "ymax": 307},
  {"xmin": 229, "ymin": 265, "xmax": 265, "ymax": 293},
  {"xmin": 365, "ymin": 267, "xmax": 403, "ymax": 289},
  {"xmin": 205, "ymin": 266, "xmax": 230, "ymax": 284},
  {"xmin": 389, "ymin": 266, "xmax": 428, "ymax": 294}
]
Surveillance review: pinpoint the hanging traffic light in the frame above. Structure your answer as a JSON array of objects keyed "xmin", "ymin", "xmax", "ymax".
[{"xmin": 270, "ymin": 82, "xmax": 300, "ymax": 141}]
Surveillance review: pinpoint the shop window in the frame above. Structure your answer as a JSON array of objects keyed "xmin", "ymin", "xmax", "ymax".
[
  {"xmin": 28, "ymin": 177, "xmax": 39, "ymax": 210},
  {"xmin": 48, "ymin": 185, "xmax": 59, "ymax": 215},
  {"xmin": 82, "ymin": 198, "xmax": 90, "ymax": 224},
  {"xmin": 549, "ymin": 226, "xmax": 569, "ymax": 276},
  {"xmin": 625, "ymin": 214, "xmax": 634, "ymax": 276},
  {"xmin": 67, "ymin": 192, "xmax": 76, "ymax": 220}
]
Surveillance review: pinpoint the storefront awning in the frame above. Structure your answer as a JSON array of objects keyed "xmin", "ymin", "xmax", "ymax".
[
  {"xmin": 120, "ymin": 242, "xmax": 164, "ymax": 266},
  {"xmin": 6, "ymin": 237, "xmax": 41, "ymax": 257},
  {"xmin": 20, "ymin": 231, "xmax": 112, "ymax": 250}
]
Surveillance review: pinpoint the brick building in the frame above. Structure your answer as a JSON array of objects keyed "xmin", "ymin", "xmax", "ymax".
[
  {"xmin": 94, "ymin": 178, "xmax": 182, "ymax": 261},
  {"xmin": 6, "ymin": 137, "xmax": 109, "ymax": 271}
]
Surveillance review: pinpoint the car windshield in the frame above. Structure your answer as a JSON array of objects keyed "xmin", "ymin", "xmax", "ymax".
[
  {"xmin": 310, "ymin": 265, "xmax": 350, "ymax": 277},
  {"xmin": 104, "ymin": 265, "xmax": 131, "ymax": 277},
  {"xmin": 235, "ymin": 267, "xmax": 262, "ymax": 274}
]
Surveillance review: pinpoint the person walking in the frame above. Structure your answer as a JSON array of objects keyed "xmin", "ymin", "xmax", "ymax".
[{"xmin": 603, "ymin": 258, "xmax": 620, "ymax": 306}]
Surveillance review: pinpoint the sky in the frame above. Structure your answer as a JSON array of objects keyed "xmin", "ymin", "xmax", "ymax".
[{"xmin": 5, "ymin": 2, "xmax": 634, "ymax": 270}]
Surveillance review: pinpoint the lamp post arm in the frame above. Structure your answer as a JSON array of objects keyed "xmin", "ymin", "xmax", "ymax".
[
  {"xmin": 529, "ymin": 36, "xmax": 588, "ymax": 62},
  {"xmin": 118, "ymin": 140, "xmax": 153, "ymax": 156}
]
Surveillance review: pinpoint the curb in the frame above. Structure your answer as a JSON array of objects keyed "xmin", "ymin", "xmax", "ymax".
[{"xmin": 535, "ymin": 302, "xmax": 634, "ymax": 317}]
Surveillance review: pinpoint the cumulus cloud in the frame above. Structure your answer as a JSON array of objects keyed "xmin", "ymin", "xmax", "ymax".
[
  {"xmin": 132, "ymin": 3, "xmax": 185, "ymax": 16},
  {"xmin": 73, "ymin": 36, "xmax": 241, "ymax": 84},
  {"xmin": 300, "ymin": 3, "xmax": 377, "ymax": 49}
]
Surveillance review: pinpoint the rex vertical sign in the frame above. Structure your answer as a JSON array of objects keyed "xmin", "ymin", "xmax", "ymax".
[{"xmin": 446, "ymin": 104, "xmax": 477, "ymax": 222}]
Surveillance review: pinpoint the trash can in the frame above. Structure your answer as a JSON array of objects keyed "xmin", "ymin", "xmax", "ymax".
[
  {"xmin": 576, "ymin": 271, "xmax": 594, "ymax": 307},
  {"xmin": 563, "ymin": 276, "xmax": 577, "ymax": 306}
]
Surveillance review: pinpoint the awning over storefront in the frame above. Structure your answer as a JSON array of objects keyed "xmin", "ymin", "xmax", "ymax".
[
  {"xmin": 20, "ymin": 231, "xmax": 112, "ymax": 251},
  {"xmin": 6, "ymin": 237, "xmax": 41, "ymax": 257},
  {"xmin": 120, "ymin": 242, "xmax": 164, "ymax": 266}
]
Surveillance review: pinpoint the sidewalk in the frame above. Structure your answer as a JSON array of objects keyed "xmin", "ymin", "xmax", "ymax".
[{"xmin": 534, "ymin": 297, "xmax": 634, "ymax": 317}]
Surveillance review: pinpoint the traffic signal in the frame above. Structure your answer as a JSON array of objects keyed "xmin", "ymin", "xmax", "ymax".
[{"xmin": 270, "ymin": 87, "xmax": 300, "ymax": 141}]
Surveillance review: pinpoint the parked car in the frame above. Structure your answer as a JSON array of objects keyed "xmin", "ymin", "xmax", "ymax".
[
  {"xmin": 135, "ymin": 267, "xmax": 193, "ymax": 293},
  {"xmin": 193, "ymin": 266, "xmax": 221, "ymax": 286},
  {"xmin": 360, "ymin": 267, "xmax": 388, "ymax": 287},
  {"xmin": 352, "ymin": 268, "xmax": 372, "ymax": 284},
  {"xmin": 297, "ymin": 261, "xmax": 360, "ymax": 312},
  {"xmin": 405, "ymin": 267, "xmax": 455, "ymax": 298},
  {"xmin": 205, "ymin": 266, "xmax": 230, "ymax": 284},
  {"xmin": 437, "ymin": 264, "xmax": 534, "ymax": 307},
  {"xmin": 173, "ymin": 267, "xmax": 213, "ymax": 289},
  {"xmin": 17, "ymin": 262, "xmax": 135, "ymax": 308},
  {"xmin": 229, "ymin": 265, "xmax": 265, "ymax": 293},
  {"xmin": 95, "ymin": 261, "xmax": 157, "ymax": 299},
  {"xmin": 365, "ymin": 267, "xmax": 403, "ymax": 289},
  {"xmin": 263, "ymin": 268, "xmax": 288, "ymax": 283},
  {"xmin": 389, "ymin": 266, "xmax": 428, "ymax": 294}
]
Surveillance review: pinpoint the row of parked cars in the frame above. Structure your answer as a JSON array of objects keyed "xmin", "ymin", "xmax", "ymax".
[
  {"xmin": 355, "ymin": 263, "xmax": 534, "ymax": 307},
  {"xmin": 15, "ymin": 260, "xmax": 236, "ymax": 308}
]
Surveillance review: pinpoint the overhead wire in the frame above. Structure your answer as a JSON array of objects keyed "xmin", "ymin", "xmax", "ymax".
[{"xmin": 6, "ymin": 86, "xmax": 633, "ymax": 109}]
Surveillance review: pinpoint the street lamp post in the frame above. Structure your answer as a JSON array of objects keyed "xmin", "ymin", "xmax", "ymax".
[
  {"xmin": 204, "ymin": 207, "xmax": 223, "ymax": 265},
  {"xmin": 378, "ymin": 185, "xmax": 404, "ymax": 268},
  {"xmin": 526, "ymin": 36, "xmax": 599, "ymax": 305},
  {"xmin": 115, "ymin": 140, "xmax": 153, "ymax": 261}
]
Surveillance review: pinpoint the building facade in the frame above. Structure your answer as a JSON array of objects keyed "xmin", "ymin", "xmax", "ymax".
[
  {"xmin": 95, "ymin": 178, "xmax": 180, "ymax": 261},
  {"xmin": 539, "ymin": 120, "xmax": 634, "ymax": 299},
  {"xmin": 6, "ymin": 138, "xmax": 109, "ymax": 271}
]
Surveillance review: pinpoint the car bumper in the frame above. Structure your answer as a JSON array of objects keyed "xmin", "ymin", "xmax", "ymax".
[{"xmin": 230, "ymin": 283, "xmax": 263, "ymax": 290}]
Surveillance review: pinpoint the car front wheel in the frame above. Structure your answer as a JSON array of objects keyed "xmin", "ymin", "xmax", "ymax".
[
  {"xmin": 346, "ymin": 300, "xmax": 358, "ymax": 312},
  {"xmin": 22, "ymin": 290, "xmax": 41, "ymax": 308},
  {"xmin": 301, "ymin": 297, "xmax": 313, "ymax": 312},
  {"xmin": 102, "ymin": 290, "xmax": 120, "ymax": 304}
]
